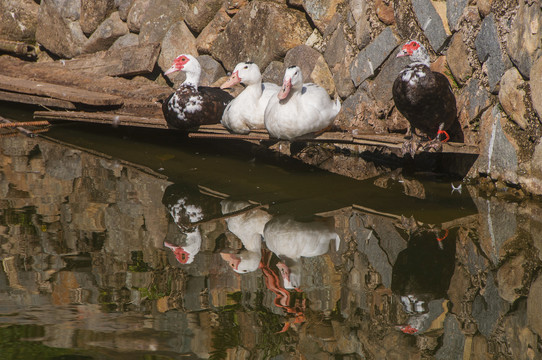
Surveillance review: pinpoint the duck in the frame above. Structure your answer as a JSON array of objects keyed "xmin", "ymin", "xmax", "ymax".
[
  {"xmin": 164, "ymin": 227, "xmax": 202, "ymax": 265},
  {"xmin": 263, "ymin": 216, "xmax": 340, "ymax": 289},
  {"xmin": 392, "ymin": 40, "xmax": 457, "ymax": 156},
  {"xmin": 264, "ymin": 66, "xmax": 341, "ymax": 140},
  {"xmin": 162, "ymin": 54, "xmax": 234, "ymax": 130},
  {"xmin": 220, "ymin": 62, "xmax": 280, "ymax": 134},
  {"xmin": 219, "ymin": 200, "xmax": 272, "ymax": 274}
]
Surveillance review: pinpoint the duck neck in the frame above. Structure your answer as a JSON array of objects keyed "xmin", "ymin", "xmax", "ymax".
[
  {"xmin": 182, "ymin": 68, "xmax": 201, "ymax": 90},
  {"xmin": 246, "ymin": 79, "xmax": 263, "ymax": 98}
]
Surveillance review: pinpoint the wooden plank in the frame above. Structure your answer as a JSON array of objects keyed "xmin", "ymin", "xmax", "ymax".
[
  {"xmin": 40, "ymin": 43, "xmax": 161, "ymax": 77},
  {"xmin": 0, "ymin": 89, "xmax": 76, "ymax": 109},
  {"xmin": 0, "ymin": 75, "xmax": 124, "ymax": 106},
  {"xmin": 34, "ymin": 110, "xmax": 168, "ymax": 129}
]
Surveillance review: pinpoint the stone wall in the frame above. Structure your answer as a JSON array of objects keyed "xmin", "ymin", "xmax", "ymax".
[{"xmin": 2, "ymin": 0, "xmax": 542, "ymax": 193}]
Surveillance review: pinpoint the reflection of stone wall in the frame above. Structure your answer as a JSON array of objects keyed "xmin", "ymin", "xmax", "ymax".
[{"xmin": 1, "ymin": 136, "xmax": 542, "ymax": 358}]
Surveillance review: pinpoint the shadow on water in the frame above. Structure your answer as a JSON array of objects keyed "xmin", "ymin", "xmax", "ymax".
[{"xmin": 0, "ymin": 106, "xmax": 541, "ymax": 359}]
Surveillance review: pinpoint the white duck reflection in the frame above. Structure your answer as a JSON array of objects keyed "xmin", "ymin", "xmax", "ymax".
[
  {"xmin": 220, "ymin": 200, "xmax": 272, "ymax": 273},
  {"xmin": 263, "ymin": 216, "xmax": 340, "ymax": 289}
]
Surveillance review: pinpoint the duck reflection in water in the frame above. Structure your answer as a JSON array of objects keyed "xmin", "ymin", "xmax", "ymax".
[
  {"xmin": 263, "ymin": 215, "xmax": 340, "ymax": 289},
  {"xmin": 161, "ymin": 184, "xmax": 222, "ymax": 265},
  {"xmin": 219, "ymin": 200, "xmax": 272, "ymax": 273},
  {"xmin": 391, "ymin": 227, "xmax": 456, "ymax": 335}
]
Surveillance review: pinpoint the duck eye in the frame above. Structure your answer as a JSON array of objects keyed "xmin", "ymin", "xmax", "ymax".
[{"xmin": 243, "ymin": 65, "xmax": 248, "ymax": 69}]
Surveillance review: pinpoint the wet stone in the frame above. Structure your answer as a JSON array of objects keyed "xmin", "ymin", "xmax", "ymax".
[
  {"xmin": 411, "ymin": 0, "xmax": 448, "ymax": 52},
  {"xmin": 350, "ymin": 27, "xmax": 400, "ymax": 87}
]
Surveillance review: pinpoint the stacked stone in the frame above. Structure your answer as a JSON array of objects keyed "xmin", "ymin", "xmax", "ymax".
[{"xmin": 2, "ymin": 0, "xmax": 542, "ymax": 193}]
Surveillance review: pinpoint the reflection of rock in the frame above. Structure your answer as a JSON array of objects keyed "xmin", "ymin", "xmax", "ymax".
[{"xmin": 264, "ymin": 216, "xmax": 339, "ymax": 289}]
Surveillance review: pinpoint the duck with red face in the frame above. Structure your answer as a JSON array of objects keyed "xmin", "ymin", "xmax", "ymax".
[
  {"xmin": 162, "ymin": 54, "xmax": 234, "ymax": 130},
  {"xmin": 392, "ymin": 40, "xmax": 457, "ymax": 157}
]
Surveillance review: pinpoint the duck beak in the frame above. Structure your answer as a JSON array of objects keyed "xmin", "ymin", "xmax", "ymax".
[
  {"xmin": 396, "ymin": 49, "xmax": 409, "ymax": 58},
  {"xmin": 277, "ymin": 78, "xmax": 291, "ymax": 100},
  {"xmin": 220, "ymin": 70, "xmax": 241, "ymax": 89},
  {"xmin": 164, "ymin": 64, "xmax": 179, "ymax": 76},
  {"xmin": 220, "ymin": 253, "xmax": 241, "ymax": 270}
]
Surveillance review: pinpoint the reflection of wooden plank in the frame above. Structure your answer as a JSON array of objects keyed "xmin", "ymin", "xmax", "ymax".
[
  {"xmin": 40, "ymin": 43, "xmax": 161, "ymax": 77},
  {"xmin": 0, "ymin": 90, "xmax": 76, "ymax": 109},
  {"xmin": 34, "ymin": 110, "xmax": 168, "ymax": 129},
  {"xmin": 0, "ymin": 75, "xmax": 123, "ymax": 106}
]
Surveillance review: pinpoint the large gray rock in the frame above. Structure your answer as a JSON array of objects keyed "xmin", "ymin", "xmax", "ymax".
[
  {"xmin": 411, "ymin": 0, "xmax": 448, "ymax": 52},
  {"xmin": 350, "ymin": 27, "xmax": 400, "ymax": 87},
  {"xmin": 324, "ymin": 24, "xmax": 356, "ymax": 98},
  {"xmin": 196, "ymin": 7, "xmax": 231, "ymax": 55},
  {"xmin": 497, "ymin": 253, "xmax": 527, "ymax": 303},
  {"xmin": 528, "ymin": 273, "xmax": 542, "ymax": 338},
  {"xmin": 184, "ymin": 0, "xmax": 223, "ymax": 34},
  {"xmin": 212, "ymin": 1, "xmax": 312, "ymax": 71},
  {"xmin": 506, "ymin": 0, "xmax": 542, "ymax": 79},
  {"xmin": 80, "ymin": 0, "xmax": 115, "ymax": 36},
  {"xmin": 349, "ymin": 0, "xmax": 371, "ymax": 49},
  {"xmin": 0, "ymin": 0, "xmax": 39, "ymax": 42},
  {"xmin": 370, "ymin": 46, "xmax": 410, "ymax": 105},
  {"xmin": 435, "ymin": 315, "xmax": 466, "ymax": 360},
  {"xmin": 499, "ymin": 67, "xmax": 530, "ymax": 130},
  {"xmin": 36, "ymin": 0, "xmax": 88, "ymax": 58},
  {"xmin": 126, "ymin": 0, "xmax": 149, "ymax": 33},
  {"xmin": 471, "ymin": 106, "xmax": 519, "ymax": 185},
  {"xmin": 472, "ymin": 272, "xmax": 510, "ymax": 337},
  {"xmin": 262, "ymin": 60, "xmax": 285, "ymax": 85},
  {"xmin": 82, "ymin": 11, "xmax": 129, "ymax": 54},
  {"xmin": 456, "ymin": 78, "xmax": 491, "ymax": 136},
  {"xmin": 284, "ymin": 45, "xmax": 336, "ymax": 96},
  {"xmin": 446, "ymin": 0, "xmax": 468, "ymax": 32},
  {"xmin": 302, "ymin": 0, "xmax": 341, "ymax": 32},
  {"xmin": 158, "ymin": 21, "xmax": 198, "ymax": 76},
  {"xmin": 446, "ymin": 31, "xmax": 472, "ymax": 86},
  {"xmin": 115, "ymin": 0, "xmax": 133, "ymax": 21},
  {"xmin": 109, "ymin": 32, "xmax": 139, "ymax": 51},
  {"xmin": 531, "ymin": 56, "xmax": 542, "ymax": 121},
  {"xmin": 475, "ymin": 14, "xmax": 509, "ymax": 93},
  {"xmin": 139, "ymin": 0, "xmax": 182, "ymax": 45},
  {"xmin": 197, "ymin": 55, "xmax": 226, "ymax": 87}
]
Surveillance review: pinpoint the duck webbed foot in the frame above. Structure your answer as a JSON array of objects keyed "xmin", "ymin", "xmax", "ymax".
[
  {"xmin": 401, "ymin": 136, "xmax": 420, "ymax": 158},
  {"xmin": 420, "ymin": 129, "xmax": 450, "ymax": 153}
]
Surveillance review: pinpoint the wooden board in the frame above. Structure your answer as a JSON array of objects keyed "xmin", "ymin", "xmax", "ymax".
[
  {"xmin": 34, "ymin": 110, "xmax": 168, "ymax": 129},
  {"xmin": 0, "ymin": 74, "xmax": 124, "ymax": 107},
  {"xmin": 39, "ymin": 43, "xmax": 161, "ymax": 77},
  {"xmin": 0, "ymin": 90, "xmax": 76, "ymax": 109}
]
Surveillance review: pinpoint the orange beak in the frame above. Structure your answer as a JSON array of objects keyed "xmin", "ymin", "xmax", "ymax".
[
  {"xmin": 220, "ymin": 70, "xmax": 241, "ymax": 89},
  {"xmin": 277, "ymin": 78, "xmax": 291, "ymax": 100}
]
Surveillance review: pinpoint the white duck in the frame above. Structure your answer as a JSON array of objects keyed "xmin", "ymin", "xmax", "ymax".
[
  {"xmin": 220, "ymin": 62, "xmax": 280, "ymax": 134},
  {"xmin": 219, "ymin": 200, "xmax": 272, "ymax": 273},
  {"xmin": 263, "ymin": 216, "xmax": 340, "ymax": 289},
  {"xmin": 264, "ymin": 66, "xmax": 341, "ymax": 140}
]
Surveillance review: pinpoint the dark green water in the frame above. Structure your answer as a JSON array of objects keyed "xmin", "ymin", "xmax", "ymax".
[{"xmin": 0, "ymin": 105, "xmax": 540, "ymax": 359}]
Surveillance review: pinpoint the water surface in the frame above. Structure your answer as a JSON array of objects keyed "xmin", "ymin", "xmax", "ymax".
[{"xmin": 0, "ymin": 108, "xmax": 541, "ymax": 359}]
